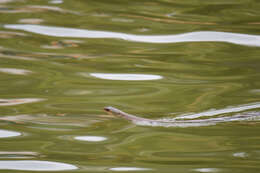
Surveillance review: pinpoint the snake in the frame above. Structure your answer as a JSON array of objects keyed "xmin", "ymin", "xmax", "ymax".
[
  {"xmin": 103, "ymin": 106, "xmax": 218, "ymax": 127},
  {"xmin": 104, "ymin": 106, "xmax": 260, "ymax": 127}
]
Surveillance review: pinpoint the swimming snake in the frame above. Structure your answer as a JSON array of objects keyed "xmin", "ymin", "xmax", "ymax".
[
  {"xmin": 104, "ymin": 106, "xmax": 260, "ymax": 127},
  {"xmin": 104, "ymin": 106, "xmax": 215, "ymax": 127}
]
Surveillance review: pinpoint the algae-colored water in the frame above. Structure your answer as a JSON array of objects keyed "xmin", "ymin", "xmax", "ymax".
[{"xmin": 1, "ymin": 0, "xmax": 260, "ymax": 172}]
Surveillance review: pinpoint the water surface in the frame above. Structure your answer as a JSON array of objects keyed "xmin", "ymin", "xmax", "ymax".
[{"xmin": 1, "ymin": 0, "xmax": 260, "ymax": 172}]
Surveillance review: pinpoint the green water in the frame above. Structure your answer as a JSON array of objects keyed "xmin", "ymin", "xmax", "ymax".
[{"xmin": 1, "ymin": 0, "xmax": 260, "ymax": 172}]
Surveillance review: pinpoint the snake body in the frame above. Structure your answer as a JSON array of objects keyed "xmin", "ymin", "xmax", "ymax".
[
  {"xmin": 104, "ymin": 106, "xmax": 153, "ymax": 122},
  {"xmin": 103, "ymin": 106, "xmax": 218, "ymax": 127}
]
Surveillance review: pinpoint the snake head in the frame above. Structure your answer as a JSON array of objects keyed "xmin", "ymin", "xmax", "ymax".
[
  {"xmin": 104, "ymin": 106, "xmax": 124, "ymax": 117},
  {"xmin": 104, "ymin": 107, "xmax": 111, "ymax": 112}
]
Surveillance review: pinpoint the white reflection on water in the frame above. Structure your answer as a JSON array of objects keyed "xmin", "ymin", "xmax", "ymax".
[
  {"xmin": 74, "ymin": 136, "xmax": 107, "ymax": 142},
  {"xmin": 194, "ymin": 168, "xmax": 219, "ymax": 173},
  {"xmin": 233, "ymin": 152, "xmax": 248, "ymax": 158},
  {"xmin": 0, "ymin": 68, "xmax": 32, "ymax": 75},
  {"xmin": 89, "ymin": 73, "xmax": 162, "ymax": 81},
  {"xmin": 0, "ymin": 129, "xmax": 21, "ymax": 138},
  {"xmin": 4, "ymin": 24, "xmax": 260, "ymax": 47},
  {"xmin": 0, "ymin": 160, "xmax": 77, "ymax": 171},
  {"xmin": 109, "ymin": 167, "xmax": 152, "ymax": 171},
  {"xmin": 19, "ymin": 18, "xmax": 44, "ymax": 24},
  {"xmin": 0, "ymin": 98, "xmax": 45, "ymax": 106},
  {"xmin": 49, "ymin": 0, "xmax": 63, "ymax": 4}
]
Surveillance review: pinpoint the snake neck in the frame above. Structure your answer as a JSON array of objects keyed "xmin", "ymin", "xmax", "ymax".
[{"xmin": 119, "ymin": 111, "xmax": 155, "ymax": 122}]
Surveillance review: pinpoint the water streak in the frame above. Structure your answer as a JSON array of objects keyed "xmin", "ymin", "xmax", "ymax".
[
  {"xmin": 0, "ymin": 160, "xmax": 77, "ymax": 171},
  {"xmin": 89, "ymin": 73, "xmax": 163, "ymax": 81},
  {"xmin": 0, "ymin": 68, "xmax": 32, "ymax": 75},
  {"xmin": 0, "ymin": 98, "xmax": 45, "ymax": 106},
  {"xmin": 109, "ymin": 167, "xmax": 152, "ymax": 171},
  {"xmin": 74, "ymin": 136, "xmax": 107, "ymax": 142},
  {"xmin": 0, "ymin": 129, "xmax": 21, "ymax": 138},
  {"xmin": 194, "ymin": 168, "xmax": 220, "ymax": 173},
  {"xmin": 0, "ymin": 152, "xmax": 38, "ymax": 159},
  {"xmin": 4, "ymin": 24, "xmax": 260, "ymax": 47},
  {"xmin": 233, "ymin": 152, "xmax": 248, "ymax": 158}
]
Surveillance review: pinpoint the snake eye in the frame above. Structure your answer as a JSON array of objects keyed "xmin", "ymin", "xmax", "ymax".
[{"xmin": 104, "ymin": 107, "xmax": 110, "ymax": 111}]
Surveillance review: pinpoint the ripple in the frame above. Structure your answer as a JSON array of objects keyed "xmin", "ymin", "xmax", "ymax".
[
  {"xmin": 233, "ymin": 152, "xmax": 248, "ymax": 158},
  {"xmin": 0, "ymin": 160, "xmax": 77, "ymax": 171},
  {"xmin": 109, "ymin": 167, "xmax": 152, "ymax": 171},
  {"xmin": 194, "ymin": 168, "xmax": 219, "ymax": 173},
  {"xmin": 41, "ymin": 40, "xmax": 81, "ymax": 49},
  {"xmin": 0, "ymin": 0, "xmax": 13, "ymax": 3},
  {"xmin": 0, "ymin": 31, "xmax": 27, "ymax": 38},
  {"xmin": 4, "ymin": 24, "xmax": 260, "ymax": 47},
  {"xmin": 64, "ymin": 89, "xmax": 92, "ymax": 95},
  {"xmin": 0, "ymin": 98, "xmax": 45, "ymax": 106},
  {"xmin": 24, "ymin": 5, "xmax": 78, "ymax": 14},
  {"xmin": 74, "ymin": 136, "xmax": 107, "ymax": 142},
  {"xmin": 0, "ymin": 152, "xmax": 38, "ymax": 159},
  {"xmin": 0, "ymin": 129, "xmax": 21, "ymax": 138},
  {"xmin": 0, "ymin": 50, "xmax": 37, "ymax": 61},
  {"xmin": 49, "ymin": 0, "xmax": 63, "ymax": 4},
  {"xmin": 250, "ymin": 89, "xmax": 260, "ymax": 94},
  {"xmin": 0, "ymin": 68, "xmax": 32, "ymax": 75},
  {"xmin": 89, "ymin": 73, "xmax": 162, "ymax": 81},
  {"xmin": 0, "ymin": 114, "xmax": 100, "ymax": 129},
  {"xmin": 19, "ymin": 18, "xmax": 44, "ymax": 24},
  {"xmin": 111, "ymin": 18, "xmax": 134, "ymax": 23}
]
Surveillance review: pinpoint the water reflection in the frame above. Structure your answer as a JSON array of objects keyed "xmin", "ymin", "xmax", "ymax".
[
  {"xmin": 74, "ymin": 136, "xmax": 107, "ymax": 142},
  {"xmin": 194, "ymin": 168, "xmax": 220, "ymax": 173},
  {"xmin": 0, "ymin": 98, "xmax": 45, "ymax": 106},
  {"xmin": 19, "ymin": 18, "xmax": 44, "ymax": 24},
  {"xmin": 0, "ymin": 31, "xmax": 27, "ymax": 38},
  {"xmin": 233, "ymin": 152, "xmax": 248, "ymax": 158},
  {"xmin": 0, "ymin": 49, "xmax": 37, "ymax": 61},
  {"xmin": 0, "ymin": 114, "xmax": 102, "ymax": 129},
  {"xmin": 0, "ymin": 129, "xmax": 21, "ymax": 138},
  {"xmin": 0, "ymin": 0, "xmax": 14, "ymax": 3},
  {"xmin": 0, "ymin": 152, "xmax": 38, "ymax": 159},
  {"xmin": 109, "ymin": 167, "xmax": 152, "ymax": 171},
  {"xmin": 0, "ymin": 68, "xmax": 32, "ymax": 75},
  {"xmin": 89, "ymin": 73, "xmax": 163, "ymax": 81},
  {"xmin": 49, "ymin": 0, "xmax": 63, "ymax": 4},
  {"xmin": 64, "ymin": 89, "xmax": 92, "ymax": 96},
  {"xmin": 41, "ymin": 40, "xmax": 82, "ymax": 49},
  {"xmin": 0, "ymin": 160, "xmax": 77, "ymax": 171},
  {"xmin": 4, "ymin": 24, "xmax": 260, "ymax": 47},
  {"xmin": 1, "ymin": 1, "xmax": 260, "ymax": 172},
  {"xmin": 111, "ymin": 18, "xmax": 134, "ymax": 23},
  {"xmin": 0, "ymin": 5, "xmax": 79, "ymax": 14}
]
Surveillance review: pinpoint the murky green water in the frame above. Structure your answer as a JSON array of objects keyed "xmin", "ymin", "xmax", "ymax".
[{"xmin": 1, "ymin": 0, "xmax": 260, "ymax": 172}]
